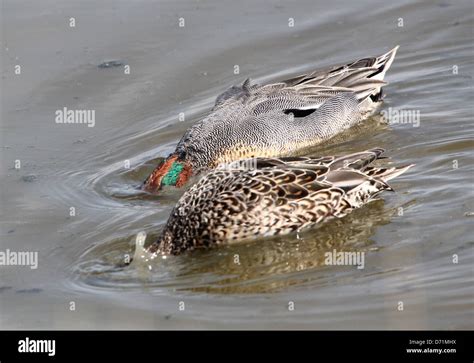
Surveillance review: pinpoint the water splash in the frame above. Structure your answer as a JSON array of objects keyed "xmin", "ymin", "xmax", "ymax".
[{"xmin": 131, "ymin": 231, "xmax": 167, "ymax": 271}]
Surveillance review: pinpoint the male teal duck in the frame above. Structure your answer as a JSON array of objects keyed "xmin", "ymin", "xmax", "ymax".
[
  {"xmin": 145, "ymin": 148, "xmax": 412, "ymax": 256},
  {"xmin": 143, "ymin": 46, "xmax": 400, "ymax": 191}
]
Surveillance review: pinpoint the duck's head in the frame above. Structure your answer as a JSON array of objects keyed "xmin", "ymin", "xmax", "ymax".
[{"xmin": 143, "ymin": 153, "xmax": 193, "ymax": 192}]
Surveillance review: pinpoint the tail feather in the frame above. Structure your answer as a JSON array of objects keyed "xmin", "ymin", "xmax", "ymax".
[
  {"xmin": 325, "ymin": 46, "xmax": 399, "ymax": 104},
  {"xmin": 329, "ymin": 148, "xmax": 385, "ymax": 170},
  {"xmin": 356, "ymin": 45, "xmax": 399, "ymax": 111},
  {"xmin": 369, "ymin": 45, "xmax": 400, "ymax": 82},
  {"xmin": 366, "ymin": 163, "xmax": 414, "ymax": 182},
  {"xmin": 381, "ymin": 164, "xmax": 414, "ymax": 182}
]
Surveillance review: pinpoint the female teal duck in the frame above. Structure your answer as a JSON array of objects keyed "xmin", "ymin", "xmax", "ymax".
[
  {"xmin": 145, "ymin": 148, "xmax": 412, "ymax": 256},
  {"xmin": 144, "ymin": 46, "xmax": 399, "ymax": 191}
]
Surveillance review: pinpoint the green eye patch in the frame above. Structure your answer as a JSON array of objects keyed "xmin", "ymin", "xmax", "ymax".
[{"xmin": 161, "ymin": 162, "xmax": 184, "ymax": 186}]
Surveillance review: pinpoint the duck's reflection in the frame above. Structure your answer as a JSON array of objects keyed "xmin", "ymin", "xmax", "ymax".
[
  {"xmin": 75, "ymin": 200, "xmax": 395, "ymax": 295},
  {"xmin": 170, "ymin": 200, "xmax": 393, "ymax": 294}
]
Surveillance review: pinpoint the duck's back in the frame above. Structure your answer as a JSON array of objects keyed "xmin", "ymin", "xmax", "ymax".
[{"xmin": 176, "ymin": 47, "xmax": 399, "ymax": 170}]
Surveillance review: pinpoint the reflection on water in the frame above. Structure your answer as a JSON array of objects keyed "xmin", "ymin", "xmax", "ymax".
[
  {"xmin": 74, "ymin": 200, "xmax": 398, "ymax": 294},
  {"xmin": 176, "ymin": 202, "xmax": 393, "ymax": 294}
]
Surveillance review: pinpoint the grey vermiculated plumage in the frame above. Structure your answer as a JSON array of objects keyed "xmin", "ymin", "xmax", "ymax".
[
  {"xmin": 146, "ymin": 148, "xmax": 413, "ymax": 256},
  {"xmin": 173, "ymin": 46, "xmax": 399, "ymax": 172}
]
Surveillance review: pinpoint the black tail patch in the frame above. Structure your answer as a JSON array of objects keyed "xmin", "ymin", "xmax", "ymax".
[{"xmin": 370, "ymin": 88, "xmax": 384, "ymax": 102}]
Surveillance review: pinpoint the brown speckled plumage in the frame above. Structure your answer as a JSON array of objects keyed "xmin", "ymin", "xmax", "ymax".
[{"xmin": 147, "ymin": 148, "xmax": 412, "ymax": 255}]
